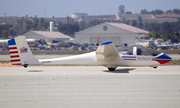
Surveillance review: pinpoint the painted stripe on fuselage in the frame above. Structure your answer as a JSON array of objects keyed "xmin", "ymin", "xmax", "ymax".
[
  {"xmin": 152, "ymin": 59, "xmax": 171, "ymax": 64},
  {"xmin": 121, "ymin": 56, "xmax": 137, "ymax": 61},
  {"xmin": 121, "ymin": 53, "xmax": 171, "ymax": 64},
  {"xmin": 123, "ymin": 59, "xmax": 136, "ymax": 60},
  {"xmin": 121, "ymin": 56, "xmax": 136, "ymax": 58}
]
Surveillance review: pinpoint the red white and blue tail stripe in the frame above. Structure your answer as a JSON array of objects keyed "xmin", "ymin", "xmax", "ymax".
[
  {"xmin": 8, "ymin": 35, "xmax": 39, "ymax": 67},
  {"xmin": 8, "ymin": 38, "xmax": 21, "ymax": 65}
]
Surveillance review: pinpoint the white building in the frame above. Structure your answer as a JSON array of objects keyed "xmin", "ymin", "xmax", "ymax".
[{"xmin": 75, "ymin": 22, "xmax": 149, "ymax": 46}]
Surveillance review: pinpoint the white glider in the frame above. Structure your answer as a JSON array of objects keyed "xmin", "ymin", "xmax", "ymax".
[{"xmin": 8, "ymin": 36, "xmax": 172, "ymax": 71}]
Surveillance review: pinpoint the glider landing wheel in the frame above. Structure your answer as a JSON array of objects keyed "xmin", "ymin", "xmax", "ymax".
[
  {"xmin": 153, "ymin": 66, "xmax": 157, "ymax": 69},
  {"xmin": 22, "ymin": 64, "xmax": 28, "ymax": 68},
  {"xmin": 108, "ymin": 68, "xmax": 116, "ymax": 71}
]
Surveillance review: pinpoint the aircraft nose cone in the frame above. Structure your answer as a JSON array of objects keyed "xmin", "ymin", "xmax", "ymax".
[{"xmin": 155, "ymin": 53, "xmax": 172, "ymax": 64}]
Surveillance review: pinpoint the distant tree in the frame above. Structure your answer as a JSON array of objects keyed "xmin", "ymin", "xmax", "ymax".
[
  {"xmin": 123, "ymin": 18, "xmax": 125, "ymax": 22},
  {"xmin": 177, "ymin": 17, "xmax": 180, "ymax": 22},
  {"xmin": 166, "ymin": 10, "xmax": 172, "ymax": 14},
  {"xmin": 155, "ymin": 9, "xmax": 164, "ymax": 14},
  {"xmin": 16, "ymin": 29, "xmax": 27, "ymax": 35},
  {"xmin": 0, "ymin": 24, "xmax": 16, "ymax": 38},
  {"xmin": 144, "ymin": 21, "xmax": 148, "ymax": 29},
  {"xmin": 79, "ymin": 20, "xmax": 87, "ymax": 30},
  {"xmin": 146, "ymin": 23, "xmax": 160, "ymax": 32},
  {"xmin": 125, "ymin": 11, "xmax": 132, "ymax": 14},
  {"xmin": 40, "ymin": 18, "xmax": 45, "ymax": 24},
  {"xmin": 58, "ymin": 21, "xmax": 63, "ymax": 26},
  {"xmin": 58, "ymin": 24, "xmax": 79, "ymax": 37},
  {"xmin": 39, "ymin": 17, "xmax": 45, "ymax": 29},
  {"xmin": 131, "ymin": 20, "xmax": 137, "ymax": 26},
  {"xmin": 67, "ymin": 16, "xmax": 70, "ymax": 24},
  {"xmin": 88, "ymin": 19, "xmax": 104, "ymax": 27},
  {"xmin": 25, "ymin": 20, "xmax": 33, "ymax": 30},
  {"xmin": 141, "ymin": 9, "xmax": 147, "ymax": 14},
  {"xmin": 124, "ymin": 20, "xmax": 130, "ymax": 25},
  {"xmin": 101, "ymin": 17, "xmax": 104, "ymax": 21},
  {"xmin": 138, "ymin": 16, "xmax": 143, "ymax": 22},
  {"xmin": 32, "ymin": 18, "xmax": 39, "ymax": 30},
  {"xmin": 161, "ymin": 34, "xmax": 168, "ymax": 42},
  {"xmin": 173, "ymin": 9, "xmax": 180, "ymax": 14},
  {"xmin": 162, "ymin": 29, "xmax": 180, "ymax": 43},
  {"xmin": 137, "ymin": 16, "xmax": 143, "ymax": 28},
  {"xmin": 118, "ymin": 5, "xmax": 125, "ymax": 15},
  {"xmin": 173, "ymin": 30, "xmax": 180, "ymax": 43},
  {"xmin": 42, "ymin": 21, "xmax": 49, "ymax": 30},
  {"xmin": 72, "ymin": 21, "xmax": 79, "ymax": 26},
  {"xmin": 19, "ymin": 18, "xmax": 23, "ymax": 28},
  {"xmin": 16, "ymin": 19, "xmax": 20, "ymax": 27},
  {"xmin": 1, "ymin": 29, "xmax": 8, "ymax": 38},
  {"xmin": 16, "ymin": 17, "xmax": 24, "ymax": 29},
  {"xmin": 137, "ymin": 22, "xmax": 143, "ymax": 29},
  {"xmin": 147, "ymin": 32, "xmax": 161, "ymax": 39},
  {"xmin": 141, "ymin": 9, "xmax": 163, "ymax": 14},
  {"xmin": 160, "ymin": 22, "xmax": 172, "ymax": 34},
  {"xmin": 147, "ymin": 32, "xmax": 154, "ymax": 38},
  {"xmin": 154, "ymin": 32, "xmax": 161, "ymax": 39}
]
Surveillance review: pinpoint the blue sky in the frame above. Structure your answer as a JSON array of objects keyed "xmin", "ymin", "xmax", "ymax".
[{"xmin": 0, "ymin": 0, "xmax": 179, "ymax": 17}]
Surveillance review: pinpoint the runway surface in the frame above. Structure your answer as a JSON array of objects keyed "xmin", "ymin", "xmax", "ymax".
[{"xmin": 0, "ymin": 66, "xmax": 180, "ymax": 108}]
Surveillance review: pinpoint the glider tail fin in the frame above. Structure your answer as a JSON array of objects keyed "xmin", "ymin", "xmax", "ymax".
[{"xmin": 8, "ymin": 36, "xmax": 39, "ymax": 68}]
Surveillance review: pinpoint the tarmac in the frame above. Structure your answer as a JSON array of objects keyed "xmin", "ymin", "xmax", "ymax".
[{"xmin": 0, "ymin": 66, "xmax": 180, "ymax": 108}]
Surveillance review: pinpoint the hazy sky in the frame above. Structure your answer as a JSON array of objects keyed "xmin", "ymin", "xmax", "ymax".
[{"xmin": 0, "ymin": 0, "xmax": 179, "ymax": 17}]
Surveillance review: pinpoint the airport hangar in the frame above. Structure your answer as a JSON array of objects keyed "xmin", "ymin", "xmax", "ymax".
[
  {"xmin": 75, "ymin": 22, "xmax": 149, "ymax": 46},
  {"xmin": 22, "ymin": 31, "xmax": 73, "ymax": 42}
]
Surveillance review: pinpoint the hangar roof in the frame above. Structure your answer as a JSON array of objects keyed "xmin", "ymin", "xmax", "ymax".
[
  {"xmin": 32, "ymin": 31, "xmax": 72, "ymax": 39},
  {"xmin": 107, "ymin": 22, "xmax": 149, "ymax": 34}
]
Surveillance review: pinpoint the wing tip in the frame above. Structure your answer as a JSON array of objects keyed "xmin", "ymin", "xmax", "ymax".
[
  {"xmin": 9, "ymin": 35, "xmax": 18, "ymax": 39},
  {"xmin": 101, "ymin": 41, "xmax": 112, "ymax": 45}
]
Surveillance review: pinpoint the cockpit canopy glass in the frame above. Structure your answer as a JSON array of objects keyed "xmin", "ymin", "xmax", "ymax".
[{"xmin": 116, "ymin": 46, "xmax": 161, "ymax": 56}]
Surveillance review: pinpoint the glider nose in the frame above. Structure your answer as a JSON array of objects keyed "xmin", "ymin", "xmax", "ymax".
[
  {"xmin": 154, "ymin": 53, "xmax": 172, "ymax": 64},
  {"xmin": 162, "ymin": 54, "xmax": 172, "ymax": 64}
]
